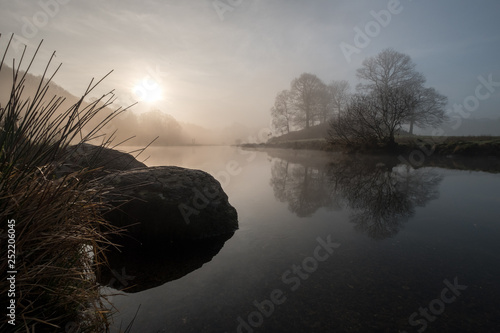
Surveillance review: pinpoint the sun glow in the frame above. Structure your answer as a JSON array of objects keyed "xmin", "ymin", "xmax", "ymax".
[{"xmin": 131, "ymin": 77, "xmax": 164, "ymax": 103}]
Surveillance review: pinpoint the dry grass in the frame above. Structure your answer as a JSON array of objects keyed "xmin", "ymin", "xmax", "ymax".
[{"xmin": 0, "ymin": 34, "xmax": 134, "ymax": 332}]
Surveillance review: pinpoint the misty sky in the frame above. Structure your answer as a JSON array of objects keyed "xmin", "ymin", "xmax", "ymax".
[{"xmin": 1, "ymin": 0, "xmax": 499, "ymax": 130}]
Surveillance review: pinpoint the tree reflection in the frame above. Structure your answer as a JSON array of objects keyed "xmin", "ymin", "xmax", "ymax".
[
  {"xmin": 328, "ymin": 157, "xmax": 443, "ymax": 239},
  {"xmin": 270, "ymin": 158, "xmax": 340, "ymax": 217},
  {"xmin": 269, "ymin": 153, "xmax": 443, "ymax": 239}
]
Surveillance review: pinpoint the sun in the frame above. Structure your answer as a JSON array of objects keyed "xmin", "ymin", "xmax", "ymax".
[{"xmin": 131, "ymin": 77, "xmax": 164, "ymax": 103}]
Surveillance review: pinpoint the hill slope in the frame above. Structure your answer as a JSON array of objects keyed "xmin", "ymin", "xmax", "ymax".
[{"xmin": 268, "ymin": 123, "xmax": 330, "ymax": 143}]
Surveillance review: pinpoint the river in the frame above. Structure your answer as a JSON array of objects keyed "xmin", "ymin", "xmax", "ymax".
[{"xmin": 105, "ymin": 146, "xmax": 500, "ymax": 333}]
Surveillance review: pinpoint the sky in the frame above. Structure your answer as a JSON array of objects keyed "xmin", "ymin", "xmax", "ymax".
[{"xmin": 1, "ymin": 0, "xmax": 499, "ymax": 130}]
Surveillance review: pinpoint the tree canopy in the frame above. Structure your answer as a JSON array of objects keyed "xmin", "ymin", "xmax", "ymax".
[
  {"xmin": 328, "ymin": 49, "xmax": 447, "ymax": 147},
  {"xmin": 270, "ymin": 49, "xmax": 447, "ymax": 147},
  {"xmin": 270, "ymin": 75, "xmax": 351, "ymax": 134}
]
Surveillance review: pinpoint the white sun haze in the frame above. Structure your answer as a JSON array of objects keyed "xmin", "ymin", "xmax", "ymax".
[{"xmin": 131, "ymin": 76, "xmax": 164, "ymax": 103}]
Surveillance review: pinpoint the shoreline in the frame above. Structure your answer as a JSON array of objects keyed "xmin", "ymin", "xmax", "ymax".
[
  {"xmin": 239, "ymin": 137, "xmax": 500, "ymax": 173},
  {"xmin": 240, "ymin": 136, "xmax": 500, "ymax": 157}
]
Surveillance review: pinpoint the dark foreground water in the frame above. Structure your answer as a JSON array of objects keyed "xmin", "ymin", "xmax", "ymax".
[{"xmin": 105, "ymin": 146, "xmax": 500, "ymax": 333}]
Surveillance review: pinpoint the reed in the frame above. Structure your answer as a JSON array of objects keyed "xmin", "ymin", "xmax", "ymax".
[{"xmin": 0, "ymin": 33, "xmax": 133, "ymax": 332}]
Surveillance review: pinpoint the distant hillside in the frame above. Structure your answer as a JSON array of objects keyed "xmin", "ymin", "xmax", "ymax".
[
  {"xmin": 1, "ymin": 65, "xmax": 262, "ymax": 146},
  {"xmin": 268, "ymin": 123, "xmax": 330, "ymax": 143},
  {"xmin": 0, "ymin": 65, "xmax": 83, "ymax": 112},
  {"xmin": 0, "ymin": 64, "xmax": 120, "ymax": 143}
]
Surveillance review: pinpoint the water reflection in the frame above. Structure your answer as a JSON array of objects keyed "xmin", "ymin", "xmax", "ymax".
[
  {"xmin": 99, "ymin": 233, "xmax": 234, "ymax": 293},
  {"xmin": 269, "ymin": 152, "xmax": 443, "ymax": 239},
  {"xmin": 106, "ymin": 147, "xmax": 500, "ymax": 332},
  {"xmin": 327, "ymin": 156, "xmax": 443, "ymax": 239},
  {"xmin": 270, "ymin": 159, "xmax": 340, "ymax": 217}
]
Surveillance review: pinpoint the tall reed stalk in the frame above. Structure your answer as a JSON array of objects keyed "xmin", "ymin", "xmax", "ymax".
[{"xmin": 0, "ymin": 33, "xmax": 132, "ymax": 332}]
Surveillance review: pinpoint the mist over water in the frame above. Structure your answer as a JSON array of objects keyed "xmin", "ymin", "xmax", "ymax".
[
  {"xmin": 106, "ymin": 147, "xmax": 500, "ymax": 333},
  {"xmin": 2, "ymin": 2, "xmax": 500, "ymax": 331}
]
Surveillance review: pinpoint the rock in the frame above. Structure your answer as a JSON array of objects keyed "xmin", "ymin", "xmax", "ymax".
[
  {"xmin": 54, "ymin": 143, "xmax": 146, "ymax": 178},
  {"xmin": 101, "ymin": 166, "xmax": 238, "ymax": 245}
]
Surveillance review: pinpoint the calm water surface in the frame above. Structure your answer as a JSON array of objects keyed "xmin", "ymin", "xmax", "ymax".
[{"xmin": 106, "ymin": 146, "xmax": 500, "ymax": 333}]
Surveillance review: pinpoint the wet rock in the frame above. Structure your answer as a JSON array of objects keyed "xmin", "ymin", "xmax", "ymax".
[
  {"xmin": 101, "ymin": 166, "xmax": 238, "ymax": 245},
  {"xmin": 54, "ymin": 143, "xmax": 146, "ymax": 178}
]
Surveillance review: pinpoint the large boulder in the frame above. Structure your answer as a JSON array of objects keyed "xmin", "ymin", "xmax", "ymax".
[
  {"xmin": 101, "ymin": 166, "xmax": 238, "ymax": 246},
  {"xmin": 54, "ymin": 143, "xmax": 146, "ymax": 178}
]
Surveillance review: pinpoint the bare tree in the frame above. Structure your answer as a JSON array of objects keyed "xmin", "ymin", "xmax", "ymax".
[
  {"xmin": 328, "ymin": 94, "xmax": 381, "ymax": 147},
  {"xmin": 328, "ymin": 85, "xmax": 419, "ymax": 147},
  {"xmin": 357, "ymin": 48, "xmax": 425, "ymax": 94},
  {"xmin": 355, "ymin": 49, "xmax": 425, "ymax": 145},
  {"xmin": 290, "ymin": 73, "xmax": 325, "ymax": 129},
  {"xmin": 378, "ymin": 84, "xmax": 421, "ymax": 144},
  {"xmin": 271, "ymin": 90, "xmax": 294, "ymax": 135},
  {"xmin": 328, "ymin": 80, "xmax": 350, "ymax": 118},
  {"xmin": 315, "ymin": 83, "xmax": 332, "ymax": 124},
  {"xmin": 329, "ymin": 49, "xmax": 447, "ymax": 147},
  {"xmin": 357, "ymin": 49, "xmax": 447, "ymax": 137},
  {"xmin": 407, "ymin": 87, "xmax": 448, "ymax": 134}
]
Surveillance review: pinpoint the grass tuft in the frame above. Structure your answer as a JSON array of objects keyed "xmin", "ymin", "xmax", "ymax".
[{"xmin": 0, "ymin": 33, "xmax": 135, "ymax": 332}]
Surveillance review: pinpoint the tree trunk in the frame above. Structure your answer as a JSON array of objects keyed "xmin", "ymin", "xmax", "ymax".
[
  {"xmin": 386, "ymin": 134, "xmax": 397, "ymax": 150},
  {"xmin": 409, "ymin": 120, "xmax": 414, "ymax": 135}
]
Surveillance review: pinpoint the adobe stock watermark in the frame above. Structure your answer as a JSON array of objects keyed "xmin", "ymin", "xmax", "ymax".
[
  {"xmin": 208, "ymin": 126, "xmax": 272, "ymax": 188},
  {"xmin": 340, "ymin": 0, "xmax": 405, "ymax": 64},
  {"xmin": 202, "ymin": 127, "xmax": 271, "ymax": 188},
  {"xmin": 178, "ymin": 185, "xmax": 222, "ymax": 225},
  {"xmin": 113, "ymin": 63, "xmax": 169, "ymax": 108},
  {"xmin": 131, "ymin": 65, "xmax": 168, "ymax": 102},
  {"xmin": 233, "ymin": 126, "xmax": 272, "ymax": 163},
  {"xmin": 11, "ymin": 0, "xmax": 72, "ymax": 54},
  {"xmin": 399, "ymin": 73, "xmax": 500, "ymax": 168},
  {"xmin": 235, "ymin": 235, "xmax": 341, "ymax": 332},
  {"xmin": 212, "ymin": 0, "xmax": 244, "ymax": 21},
  {"xmin": 178, "ymin": 126, "xmax": 271, "ymax": 225},
  {"xmin": 402, "ymin": 277, "xmax": 467, "ymax": 333},
  {"xmin": 447, "ymin": 74, "xmax": 500, "ymax": 129}
]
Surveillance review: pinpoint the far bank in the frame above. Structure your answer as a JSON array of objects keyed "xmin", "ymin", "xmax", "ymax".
[{"xmin": 241, "ymin": 135, "xmax": 500, "ymax": 158}]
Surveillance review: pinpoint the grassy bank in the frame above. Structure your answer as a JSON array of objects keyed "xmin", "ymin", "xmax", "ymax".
[
  {"xmin": 242, "ymin": 138, "xmax": 331, "ymax": 151},
  {"xmin": 242, "ymin": 135, "xmax": 500, "ymax": 157},
  {"xmin": 397, "ymin": 135, "xmax": 500, "ymax": 156}
]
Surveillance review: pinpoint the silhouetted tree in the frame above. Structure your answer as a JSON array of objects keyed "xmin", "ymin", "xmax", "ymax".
[
  {"xmin": 356, "ymin": 49, "xmax": 424, "ymax": 94},
  {"xmin": 329, "ymin": 86, "xmax": 422, "ymax": 147},
  {"xmin": 329, "ymin": 49, "xmax": 447, "ymax": 146},
  {"xmin": 328, "ymin": 93, "xmax": 380, "ymax": 147},
  {"xmin": 271, "ymin": 90, "xmax": 294, "ymax": 135},
  {"xmin": 315, "ymin": 83, "xmax": 332, "ymax": 124},
  {"xmin": 328, "ymin": 80, "xmax": 350, "ymax": 119},
  {"xmin": 407, "ymin": 87, "xmax": 448, "ymax": 134},
  {"xmin": 290, "ymin": 73, "xmax": 326, "ymax": 129}
]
